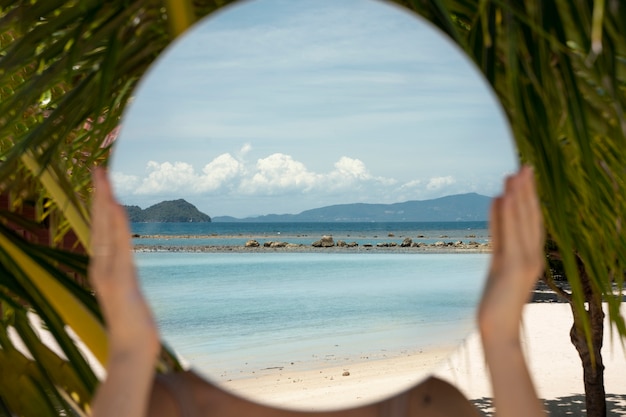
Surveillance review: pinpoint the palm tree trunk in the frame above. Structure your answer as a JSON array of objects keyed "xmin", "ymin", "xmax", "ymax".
[{"xmin": 569, "ymin": 265, "xmax": 606, "ymax": 417}]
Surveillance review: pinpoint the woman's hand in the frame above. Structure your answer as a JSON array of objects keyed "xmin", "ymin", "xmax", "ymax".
[
  {"xmin": 89, "ymin": 168, "xmax": 160, "ymax": 417},
  {"xmin": 90, "ymin": 167, "xmax": 159, "ymax": 358},
  {"xmin": 478, "ymin": 166, "xmax": 547, "ymax": 417},
  {"xmin": 478, "ymin": 165, "xmax": 545, "ymax": 343}
]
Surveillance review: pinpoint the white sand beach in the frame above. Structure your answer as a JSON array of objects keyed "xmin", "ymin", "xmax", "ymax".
[
  {"xmin": 221, "ymin": 303, "xmax": 626, "ymax": 416},
  {"xmin": 220, "ymin": 344, "xmax": 456, "ymax": 410},
  {"xmin": 437, "ymin": 303, "xmax": 626, "ymax": 416}
]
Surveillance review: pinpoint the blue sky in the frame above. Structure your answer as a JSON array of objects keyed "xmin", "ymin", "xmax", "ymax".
[{"xmin": 110, "ymin": 0, "xmax": 517, "ymax": 218}]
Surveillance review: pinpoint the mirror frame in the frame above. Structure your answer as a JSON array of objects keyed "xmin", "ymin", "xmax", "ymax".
[{"xmin": 114, "ymin": 0, "xmax": 515, "ymax": 415}]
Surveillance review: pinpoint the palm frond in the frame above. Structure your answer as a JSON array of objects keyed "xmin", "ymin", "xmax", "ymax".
[
  {"xmin": 401, "ymin": 0, "xmax": 626, "ymax": 344},
  {"xmin": 0, "ymin": 299, "xmax": 87, "ymax": 416},
  {"xmin": 0, "ymin": 226, "xmax": 102, "ymax": 384},
  {"xmin": 0, "ymin": 2, "xmax": 202, "ymax": 415}
]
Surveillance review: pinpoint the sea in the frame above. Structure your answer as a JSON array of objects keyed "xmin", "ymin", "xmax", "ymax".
[
  {"xmin": 132, "ymin": 221, "xmax": 490, "ymax": 384},
  {"xmin": 131, "ymin": 220, "xmax": 490, "ymax": 247}
]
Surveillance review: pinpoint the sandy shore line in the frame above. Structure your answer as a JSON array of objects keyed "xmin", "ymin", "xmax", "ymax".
[
  {"xmin": 219, "ymin": 344, "xmax": 458, "ymax": 411},
  {"xmin": 215, "ymin": 303, "xmax": 626, "ymax": 415}
]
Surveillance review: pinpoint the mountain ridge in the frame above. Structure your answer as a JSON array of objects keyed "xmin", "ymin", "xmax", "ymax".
[{"xmin": 213, "ymin": 193, "xmax": 491, "ymax": 222}]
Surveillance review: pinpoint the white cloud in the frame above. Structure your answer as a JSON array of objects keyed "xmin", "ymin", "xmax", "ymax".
[
  {"xmin": 323, "ymin": 156, "xmax": 396, "ymax": 193},
  {"xmin": 111, "ymin": 172, "xmax": 140, "ymax": 195},
  {"xmin": 239, "ymin": 153, "xmax": 319, "ymax": 194},
  {"xmin": 198, "ymin": 153, "xmax": 244, "ymax": 192},
  {"xmin": 112, "ymin": 151, "xmax": 505, "ymax": 216},
  {"xmin": 399, "ymin": 179, "xmax": 422, "ymax": 190},
  {"xmin": 332, "ymin": 156, "xmax": 369, "ymax": 179},
  {"xmin": 135, "ymin": 161, "xmax": 196, "ymax": 195},
  {"xmin": 238, "ymin": 153, "xmax": 398, "ymax": 196},
  {"xmin": 117, "ymin": 152, "xmax": 403, "ymax": 200},
  {"xmin": 133, "ymin": 154, "xmax": 243, "ymax": 195},
  {"xmin": 426, "ymin": 176, "xmax": 456, "ymax": 190},
  {"xmin": 239, "ymin": 143, "xmax": 252, "ymax": 155}
]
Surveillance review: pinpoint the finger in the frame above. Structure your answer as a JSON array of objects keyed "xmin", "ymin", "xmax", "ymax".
[
  {"xmin": 90, "ymin": 174, "xmax": 121, "ymax": 309},
  {"xmin": 512, "ymin": 167, "xmax": 541, "ymax": 259},
  {"xmin": 504, "ymin": 167, "xmax": 545, "ymax": 286},
  {"xmin": 111, "ymin": 202, "xmax": 136, "ymax": 279},
  {"xmin": 504, "ymin": 170, "xmax": 517, "ymax": 195},
  {"xmin": 91, "ymin": 169, "xmax": 133, "ymax": 292},
  {"xmin": 95, "ymin": 169, "xmax": 137, "ymax": 286},
  {"xmin": 520, "ymin": 166, "xmax": 544, "ymax": 245},
  {"xmin": 499, "ymin": 175, "xmax": 519, "ymax": 261},
  {"xmin": 510, "ymin": 169, "xmax": 530, "ymax": 237},
  {"xmin": 519, "ymin": 166, "xmax": 545, "ymax": 274},
  {"xmin": 91, "ymin": 168, "xmax": 118, "ymax": 250}
]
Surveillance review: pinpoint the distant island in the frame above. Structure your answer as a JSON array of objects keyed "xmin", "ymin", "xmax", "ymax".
[
  {"xmin": 124, "ymin": 193, "xmax": 491, "ymax": 223},
  {"xmin": 212, "ymin": 193, "xmax": 491, "ymax": 222},
  {"xmin": 124, "ymin": 199, "xmax": 211, "ymax": 223}
]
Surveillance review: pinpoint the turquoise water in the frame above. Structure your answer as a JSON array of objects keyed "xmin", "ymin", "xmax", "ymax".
[{"xmin": 136, "ymin": 251, "xmax": 488, "ymax": 381}]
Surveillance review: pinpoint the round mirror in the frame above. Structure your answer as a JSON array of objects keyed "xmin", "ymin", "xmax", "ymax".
[{"xmin": 110, "ymin": 0, "xmax": 516, "ymax": 411}]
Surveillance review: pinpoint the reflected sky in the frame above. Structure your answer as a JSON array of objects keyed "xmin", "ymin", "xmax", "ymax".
[{"xmin": 111, "ymin": 0, "xmax": 516, "ymax": 217}]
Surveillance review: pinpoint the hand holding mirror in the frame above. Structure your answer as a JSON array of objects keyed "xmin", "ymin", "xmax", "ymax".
[{"xmin": 109, "ymin": 0, "xmax": 517, "ymax": 411}]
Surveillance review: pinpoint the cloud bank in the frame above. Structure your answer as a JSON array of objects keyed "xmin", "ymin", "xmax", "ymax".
[
  {"xmin": 112, "ymin": 146, "xmax": 489, "ymax": 216},
  {"xmin": 109, "ymin": 0, "xmax": 516, "ymax": 217}
]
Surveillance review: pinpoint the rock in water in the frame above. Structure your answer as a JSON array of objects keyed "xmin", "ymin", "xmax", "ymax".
[{"xmin": 312, "ymin": 235, "xmax": 334, "ymax": 247}]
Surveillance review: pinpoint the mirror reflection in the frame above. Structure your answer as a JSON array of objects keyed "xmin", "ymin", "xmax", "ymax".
[{"xmin": 110, "ymin": 0, "xmax": 516, "ymax": 410}]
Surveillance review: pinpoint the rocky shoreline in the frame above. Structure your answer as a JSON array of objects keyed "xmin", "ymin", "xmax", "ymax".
[{"xmin": 133, "ymin": 235, "xmax": 492, "ymax": 253}]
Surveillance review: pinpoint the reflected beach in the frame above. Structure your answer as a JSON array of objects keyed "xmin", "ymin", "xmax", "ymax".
[{"xmin": 111, "ymin": 0, "xmax": 515, "ymax": 409}]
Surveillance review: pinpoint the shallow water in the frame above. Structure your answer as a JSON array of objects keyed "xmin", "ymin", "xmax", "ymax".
[{"xmin": 136, "ymin": 251, "xmax": 488, "ymax": 380}]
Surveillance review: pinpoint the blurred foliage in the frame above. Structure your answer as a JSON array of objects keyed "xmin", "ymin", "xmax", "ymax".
[
  {"xmin": 397, "ymin": 0, "xmax": 626, "ymax": 335},
  {"xmin": 398, "ymin": 2, "xmax": 626, "ymax": 414}
]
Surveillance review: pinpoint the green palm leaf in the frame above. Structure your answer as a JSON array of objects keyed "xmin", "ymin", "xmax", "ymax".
[
  {"xmin": 0, "ymin": 320, "xmax": 77, "ymax": 417},
  {"xmin": 0, "ymin": 225, "xmax": 107, "ymax": 366},
  {"xmin": 402, "ymin": 2, "xmax": 625, "ymax": 414},
  {"xmin": 0, "ymin": 229, "xmax": 100, "ymax": 392}
]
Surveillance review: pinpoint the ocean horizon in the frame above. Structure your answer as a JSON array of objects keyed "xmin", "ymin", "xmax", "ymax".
[{"xmin": 130, "ymin": 220, "xmax": 489, "ymax": 248}]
